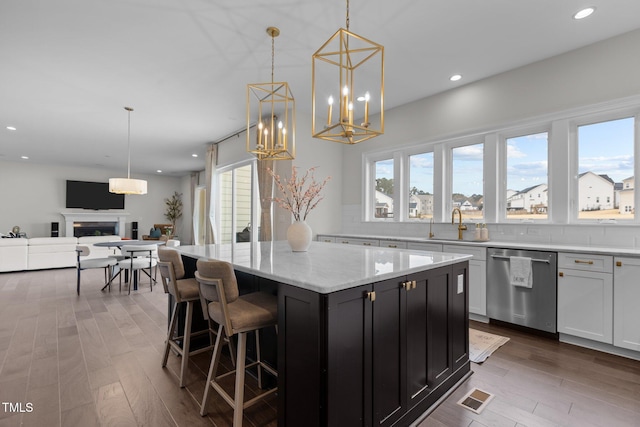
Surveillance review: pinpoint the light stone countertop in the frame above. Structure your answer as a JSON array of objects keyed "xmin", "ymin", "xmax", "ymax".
[
  {"xmin": 322, "ymin": 233, "xmax": 640, "ymax": 257},
  {"xmin": 177, "ymin": 240, "xmax": 472, "ymax": 294}
]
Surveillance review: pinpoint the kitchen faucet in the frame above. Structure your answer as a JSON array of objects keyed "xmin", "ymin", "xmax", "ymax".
[
  {"xmin": 451, "ymin": 207, "xmax": 467, "ymax": 240},
  {"xmin": 428, "ymin": 217, "xmax": 434, "ymax": 238}
]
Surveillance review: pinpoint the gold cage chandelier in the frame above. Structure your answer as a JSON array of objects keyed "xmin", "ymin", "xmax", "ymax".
[
  {"xmin": 312, "ymin": 0, "xmax": 384, "ymax": 144},
  {"xmin": 247, "ymin": 27, "xmax": 296, "ymax": 160},
  {"xmin": 109, "ymin": 106, "xmax": 147, "ymax": 195}
]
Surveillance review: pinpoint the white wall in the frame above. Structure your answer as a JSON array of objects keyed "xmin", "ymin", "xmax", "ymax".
[
  {"xmin": 339, "ymin": 28, "xmax": 640, "ymax": 245},
  {"xmin": 0, "ymin": 160, "xmax": 184, "ymax": 238}
]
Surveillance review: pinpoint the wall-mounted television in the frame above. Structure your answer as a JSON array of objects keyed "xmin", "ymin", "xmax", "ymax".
[{"xmin": 65, "ymin": 180, "xmax": 125, "ymax": 210}]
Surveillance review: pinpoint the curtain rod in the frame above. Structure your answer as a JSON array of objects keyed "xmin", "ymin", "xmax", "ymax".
[{"xmin": 212, "ymin": 122, "xmax": 257, "ymax": 145}]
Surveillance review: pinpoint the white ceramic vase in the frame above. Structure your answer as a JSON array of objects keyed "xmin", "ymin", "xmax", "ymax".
[{"xmin": 286, "ymin": 220, "xmax": 312, "ymax": 252}]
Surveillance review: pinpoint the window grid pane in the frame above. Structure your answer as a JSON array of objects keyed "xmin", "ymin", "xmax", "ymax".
[
  {"xmin": 408, "ymin": 152, "xmax": 434, "ymax": 219},
  {"xmin": 374, "ymin": 159, "xmax": 394, "ymax": 219},
  {"xmin": 578, "ymin": 117, "xmax": 634, "ymax": 220},
  {"xmin": 506, "ymin": 132, "xmax": 548, "ymax": 220},
  {"xmin": 452, "ymin": 144, "xmax": 484, "ymax": 221}
]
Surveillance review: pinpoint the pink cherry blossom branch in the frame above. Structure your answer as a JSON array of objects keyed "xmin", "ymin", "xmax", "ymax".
[{"xmin": 268, "ymin": 166, "xmax": 331, "ymax": 221}]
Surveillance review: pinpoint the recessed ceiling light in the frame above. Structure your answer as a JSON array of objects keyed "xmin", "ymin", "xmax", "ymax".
[
  {"xmin": 450, "ymin": 74, "xmax": 462, "ymax": 82},
  {"xmin": 6, "ymin": 126, "xmax": 16, "ymax": 131},
  {"xmin": 573, "ymin": 7, "xmax": 595, "ymax": 20},
  {"xmin": 156, "ymin": 169, "xmax": 162, "ymax": 173},
  {"xmin": 192, "ymin": 154, "xmax": 198, "ymax": 158},
  {"xmin": 21, "ymin": 156, "xmax": 29, "ymax": 160}
]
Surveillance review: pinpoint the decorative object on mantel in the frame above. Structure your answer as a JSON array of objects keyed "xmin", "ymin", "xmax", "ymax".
[
  {"xmin": 312, "ymin": 0, "xmax": 384, "ymax": 144},
  {"xmin": 164, "ymin": 191, "xmax": 183, "ymax": 237},
  {"xmin": 247, "ymin": 27, "xmax": 296, "ymax": 160},
  {"xmin": 109, "ymin": 106, "xmax": 148, "ymax": 195},
  {"xmin": 268, "ymin": 166, "xmax": 331, "ymax": 251}
]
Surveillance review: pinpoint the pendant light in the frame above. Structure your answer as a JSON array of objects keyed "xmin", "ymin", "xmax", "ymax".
[
  {"xmin": 247, "ymin": 27, "xmax": 296, "ymax": 160},
  {"xmin": 109, "ymin": 107, "xmax": 147, "ymax": 195},
  {"xmin": 312, "ymin": 0, "xmax": 384, "ymax": 144}
]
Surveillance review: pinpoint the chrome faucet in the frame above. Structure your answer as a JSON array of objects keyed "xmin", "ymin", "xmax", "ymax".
[
  {"xmin": 451, "ymin": 208, "xmax": 467, "ymax": 240},
  {"xmin": 428, "ymin": 217, "xmax": 434, "ymax": 239}
]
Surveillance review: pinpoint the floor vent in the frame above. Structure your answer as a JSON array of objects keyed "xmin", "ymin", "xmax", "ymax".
[{"xmin": 457, "ymin": 388, "xmax": 494, "ymax": 414}]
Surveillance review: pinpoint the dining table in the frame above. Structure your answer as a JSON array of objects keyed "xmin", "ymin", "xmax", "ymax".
[{"xmin": 94, "ymin": 239, "xmax": 164, "ymax": 291}]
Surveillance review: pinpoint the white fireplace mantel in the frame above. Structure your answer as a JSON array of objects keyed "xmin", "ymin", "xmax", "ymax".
[{"xmin": 61, "ymin": 211, "xmax": 130, "ymax": 237}]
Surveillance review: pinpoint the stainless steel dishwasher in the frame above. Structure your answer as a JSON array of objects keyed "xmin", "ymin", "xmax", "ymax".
[{"xmin": 487, "ymin": 248, "xmax": 557, "ymax": 333}]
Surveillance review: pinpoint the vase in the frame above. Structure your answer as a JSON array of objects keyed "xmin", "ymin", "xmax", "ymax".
[{"xmin": 286, "ymin": 220, "xmax": 312, "ymax": 252}]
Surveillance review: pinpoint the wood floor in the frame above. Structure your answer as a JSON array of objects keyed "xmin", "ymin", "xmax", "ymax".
[{"xmin": 0, "ymin": 268, "xmax": 639, "ymax": 427}]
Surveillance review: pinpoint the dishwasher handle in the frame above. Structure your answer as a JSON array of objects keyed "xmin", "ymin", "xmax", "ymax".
[{"xmin": 490, "ymin": 254, "xmax": 551, "ymax": 264}]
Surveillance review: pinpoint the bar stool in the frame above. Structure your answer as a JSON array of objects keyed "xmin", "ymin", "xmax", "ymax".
[
  {"xmin": 157, "ymin": 248, "xmax": 212, "ymax": 387},
  {"xmin": 195, "ymin": 259, "xmax": 278, "ymax": 426}
]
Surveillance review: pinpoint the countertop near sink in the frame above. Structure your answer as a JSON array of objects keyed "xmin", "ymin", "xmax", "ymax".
[{"xmin": 319, "ymin": 233, "xmax": 640, "ymax": 257}]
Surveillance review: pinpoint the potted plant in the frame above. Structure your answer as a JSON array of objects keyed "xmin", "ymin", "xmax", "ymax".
[{"xmin": 164, "ymin": 191, "xmax": 183, "ymax": 237}]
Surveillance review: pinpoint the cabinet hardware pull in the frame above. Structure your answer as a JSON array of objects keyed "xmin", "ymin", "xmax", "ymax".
[
  {"xmin": 363, "ymin": 243, "xmax": 371, "ymax": 246},
  {"xmin": 559, "ymin": 272, "xmax": 564, "ymax": 277},
  {"xmin": 366, "ymin": 291, "xmax": 376, "ymax": 302},
  {"xmin": 616, "ymin": 261, "xmax": 622, "ymax": 267},
  {"xmin": 412, "ymin": 280, "xmax": 417, "ymax": 289},
  {"xmin": 341, "ymin": 241, "xmax": 349, "ymax": 244},
  {"xmin": 388, "ymin": 244, "xmax": 397, "ymax": 248},
  {"xmin": 402, "ymin": 282, "xmax": 408, "ymax": 290},
  {"xmin": 574, "ymin": 260, "xmax": 594, "ymax": 265}
]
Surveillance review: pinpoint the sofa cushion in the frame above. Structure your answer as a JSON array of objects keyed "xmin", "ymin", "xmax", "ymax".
[{"xmin": 0, "ymin": 239, "xmax": 28, "ymax": 272}]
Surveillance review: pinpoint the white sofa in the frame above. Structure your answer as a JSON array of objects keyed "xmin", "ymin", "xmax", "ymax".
[{"xmin": 0, "ymin": 236, "xmax": 122, "ymax": 272}]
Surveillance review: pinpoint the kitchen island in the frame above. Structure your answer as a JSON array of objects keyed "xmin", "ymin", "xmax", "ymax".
[{"xmin": 177, "ymin": 241, "xmax": 472, "ymax": 427}]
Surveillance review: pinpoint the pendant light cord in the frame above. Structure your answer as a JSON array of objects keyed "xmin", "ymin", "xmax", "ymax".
[
  {"xmin": 346, "ymin": 0, "xmax": 350, "ymax": 30},
  {"xmin": 125, "ymin": 106, "xmax": 133, "ymax": 179},
  {"xmin": 271, "ymin": 31, "xmax": 275, "ymax": 84}
]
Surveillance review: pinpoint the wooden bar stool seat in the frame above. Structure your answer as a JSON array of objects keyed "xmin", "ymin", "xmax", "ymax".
[
  {"xmin": 158, "ymin": 248, "xmax": 213, "ymax": 388},
  {"xmin": 195, "ymin": 259, "xmax": 278, "ymax": 426}
]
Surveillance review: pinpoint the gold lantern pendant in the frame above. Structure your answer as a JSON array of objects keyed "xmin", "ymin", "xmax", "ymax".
[
  {"xmin": 247, "ymin": 27, "xmax": 296, "ymax": 160},
  {"xmin": 312, "ymin": 0, "xmax": 384, "ymax": 144}
]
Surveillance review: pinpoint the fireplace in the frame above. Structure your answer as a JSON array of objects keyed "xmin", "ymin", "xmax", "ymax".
[
  {"xmin": 73, "ymin": 221, "xmax": 118, "ymax": 237},
  {"xmin": 61, "ymin": 211, "xmax": 129, "ymax": 238}
]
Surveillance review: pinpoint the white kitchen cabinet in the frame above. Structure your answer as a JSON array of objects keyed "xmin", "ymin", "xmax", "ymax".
[
  {"xmin": 406, "ymin": 242, "xmax": 442, "ymax": 252},
  {"xmin": 443, "ymin": 244, "xmax": 486, "ymax": 317},
  {"xmin": 335, "ymin": 237, "xmax": 379, "ymax": 247},
  {"xmin": 613, "ymin": 256, "xmax": 640, "ymax": 351},
  {"xmin": 379, "ymin": 240, "xmax": 407, "ymax": 249},
  {"xmin": 557, "ymin": 252, "xmax": 613, "ymax": 344}
]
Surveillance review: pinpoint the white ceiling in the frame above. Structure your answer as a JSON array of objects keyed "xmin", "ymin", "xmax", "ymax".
[{"xmin": 2, "ymin": 0, "xmax": 640, "ymax": 176}]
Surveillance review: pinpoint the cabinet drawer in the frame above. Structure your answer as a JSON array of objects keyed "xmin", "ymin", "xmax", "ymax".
[
  {"xmin": 337, "ymin": 238, "xmax": 379, "ymax": 247},
  {"xmin": 379, "ymin": 240, "xmax": 407, "ymax": 249},
  {"xmin": 407, "ymin": 242, "xmax": 442, "ymax": 252},
  {"xmin": 443, "ymin": 244, "xmax": 486, "ymax": 261},
  {"xmin": 558, "ymin": 252, "xmax": 612, "ymax": 273},
  {"xmin": 317, "ymin": 235, "xmax": 335, "ymax": 243}
]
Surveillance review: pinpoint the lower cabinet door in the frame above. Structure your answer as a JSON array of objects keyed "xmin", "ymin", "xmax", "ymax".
[
  {"xmin": 427, "ymin": 266, "xmax": 453, "ymax": 388},
  {"xmin": 614, "ymin": 257, "xmax": 640, "ymax": 351},
  {"xmin": 326, "ymin": 284, "xmax": 371, "ymax": 427},
  {"xmin": 557, "ymin": 269, "xmax": 613, "ymax": 344},
  {"xmin": 372, "ymin": 278, "xmax": 406, "ymax": 427},
  {"xmin": 405, "ymin": 270, "xmax": 430, "ymax": 408}
]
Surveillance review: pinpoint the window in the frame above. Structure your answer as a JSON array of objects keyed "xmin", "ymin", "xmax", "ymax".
[
  {"xmin": 374, "ymin": 158, "xmax": 394, "ymax": 219},
  {"xmin": 408, "ymin": 151, "xmax": 434, "ymax": 219},
  {"xmin": 218, "ymin": 163, "xmax": 255, "ymax": 243},
  {"xmin": 451, "ymin": 143, "xmax": 483, "ymax": 220},
  {"xmin": 505, "ymin": 132, "xmax": 548, "ymax": 220},
  {"xmin": 577, "ymin": 117, "xmax": 634, "ymax": 220}
]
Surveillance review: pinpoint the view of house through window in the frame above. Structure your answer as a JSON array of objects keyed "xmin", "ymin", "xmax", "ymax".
[
  {"xmin": 374, "ymin": 159, "xmax": 394, "ymax": 218},
  {"xmin": 506, "ymin": 132, "xmax": 548, "ymax": 220},
  {"xmin": 578, "ymin": 117, "xmax": 635, "ymax": 220},
  {"xmin": 408, "ymin": 151, "xmax": 434, "ymax": 219},
  {"xmin": 218, "ymin": 164, "xmax": 253, "ymax": 243},
  {"xmin": 452, "ymin": 143, "xmax": 484, "ymax": 220}
]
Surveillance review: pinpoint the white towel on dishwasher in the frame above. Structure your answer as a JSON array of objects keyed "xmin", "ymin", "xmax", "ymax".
[{"xmin": 509, "ymin": 256, "xmax": 532, "ymax": 288}]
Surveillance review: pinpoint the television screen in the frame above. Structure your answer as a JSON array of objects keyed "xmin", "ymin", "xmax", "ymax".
[{"xmin": 65, "ymin": 180, "xmax": 125, "ymax": 210}]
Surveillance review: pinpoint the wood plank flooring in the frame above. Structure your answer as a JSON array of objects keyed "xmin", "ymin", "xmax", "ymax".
[{"xmin": 1, "ymin": 268, "xmax": 639, "ymax": 426}]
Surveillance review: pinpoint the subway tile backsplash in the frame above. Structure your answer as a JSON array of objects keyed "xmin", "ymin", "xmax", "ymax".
[{"xmin": 340, "ymin": 204, "xmax": 639, "ymax": 250}]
